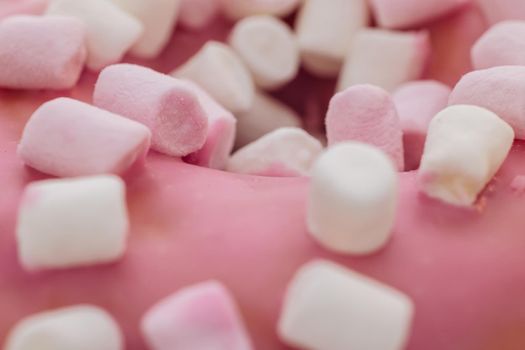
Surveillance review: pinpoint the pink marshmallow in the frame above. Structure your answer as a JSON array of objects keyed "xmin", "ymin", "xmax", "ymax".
[
  {"xmin": 18, "ymin": 97, "xmax": 151, "ymax": 177},
  {"xmin": 472, "ymin": 21, "xmax": 525, "ymax": 70},
  {"xmin": 477, "ymin": 0, "xmax": 525, "ymax": 24},
  {"xmin": 93, "ymin": 64, "xmax": 208, "ymax": 157},
  {"xmin": 178, "ymin": 0, "xmax": 220, "ymax": 30},
  {"xmin": 326, "ymin": 85, "xmax": 404, "ymax": 171},
  {"xmin": 0, "ymin": 15, "xmax": 86, "ymax": 90},
  {"xmin": 0, "ymin": 0, "xmax": 48, "ymax": 19},
  {"xmin": 393, "ymin": 80, "xmax": 451, "ymax": 170},
  {"xmin": 141, "ymin": 281, "xmax": 254, "ymax": 350},
  {"xmin": 448, "ymin": 65, "xmax": 525, "ymax": 139}
]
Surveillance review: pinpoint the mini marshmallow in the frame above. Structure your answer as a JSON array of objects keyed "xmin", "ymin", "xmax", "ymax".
[
  {"xmin": 173, "ymin": 41, "xmax": 255, "ymax": 113},
  {"xmin": 338, "ymin": 29, "xmax": 430, "ymax": 92},
  {"xmin": 19, "ymin": 97, "xmax": 151, "ymax": 177},
  {"xmin": 46, "ymin": 0, "xmax": 143, "ymax": 71},
  {"xmin": 0, "ymin": 0, "xmax": 48, "ymax": 19},
  {"xmin": 0, "ymin": 15, "xmax": 86, "ymax": 90},
  {"xmin": 228, "ymin": 127, "xmax": 322, "ymax": 177},
  {"xmin": 235, "ymin": 92, "xmax": 302, "ymax": 149},
  {"xmin": 5, "ymin": 305, "xmax": 123, "ymax": 350},
  {"xmin": 307, "ymin": 143, "xmax": 398, "ymax": 254},
  {"xmin": 110, "ymin": 0, "xmax": 181, "ymax": 58},
  {"xmin": 326, "ymin": 84, "xmax": 404, "ymax": 170},
  {"xmin": 419, "ymin": 105, "xmax": 514, "ymax": 206},
  {"xmin": 229, "ymin": 15, "xmax": 299, "ymax": 90},
  {"xmin": 221, "ymin": 0, "xmax": 300, "ymax": 20},
  {"xmin": 142, "ymin": 281, "xmax": 253, "ymax": 350},
  {"xmin": 393, "ymin": 80, "xmax": 451, "ymax": 170},
  {"xmin": 278, "ymin": 260, "xmax": 414, "ymax": 350},
  {"xmin": 178, "ymin": 0, "xmax": 220, "ymax": 30},
  {"xmin": 295, "ymin": 0, "xmax": 368, "ymax": 77},
  {"xmin": 471, "ymin": 21, "xmax": 525, "ymax": 70},
  {"xmin": 94, "ymin": 64, "xmax": 208, "ymax": 157},
  {"xmin": 16, "ymin": 176, "xmax": 128, "ymax": 270},
  {"xmin": 449, "ymin": 66, "xmax": 525, "ymax": 139},
  {"xmin": 477, "ymin": 0, "xmax": 525, "ymax": 24}
]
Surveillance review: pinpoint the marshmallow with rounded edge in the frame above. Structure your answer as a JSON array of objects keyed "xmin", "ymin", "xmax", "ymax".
[
  {"xmin": 338, "ymin": 29, "xmax": 430, "ymax": 92},
  {"xmin": 0, "ymin": 0, "xmax": 48, "ymax": 19},
  {"xmin": 228, "ymin": 127, "xmax": 322, "ymax": 177},
  {"xmin": 94, "ymin": 64, "xmax": 208, "ymax": 157},
  {"xmin": 178, "ymin": 0, "xmax": 220, "ymax": 30},
  {"xmin": 142, "ymin": 280, "xmax": 253, "ymax": 350},
  {"xmin": 307, "ymin": 143, "xmax": 398, "ymax": 255},
  {"xmin": 110, "ymin": 0, "xmax": 181, "ymax": 58},
  {"xmin": 0, "ymin": 15, "xmax": 86, "ymax": 90},
  {"xmin": 46, "ymin": 0, "xmax": 142, "ymax": 71},
  {"xmin": 221, "ymin": 0, "xmax": 300, "ymax": 20},
  {"xmin": 5, "ymin": 305, "xmax": 123, "ymax": 350},
  {"xmin": 471, "ymin": 21, "xmax": 525, "ymax": 70},
  {"xmin": 173, "ymin": 41, "xmax": 255, "ymax": 113},
  {"xmin": 278, "ymin": 260, "xmax": 414, "ymax": 350},
  {"xmin": 295, "ymin": 0, "xmax": 368, "ymax": 77},
  {"xmin": 449, "ymin": 66, "xmax": 525, "ymax": 139},
  {"xmin": 229, "ymin": 15, "xmax": 299, "ymax": 90},
  {"xmin": 16, "ymin": 176, "xmax": 128, "ymax": 270},
  {"xmin": 235, "ymin": 92, "xmax": 302, "ymax": 149},
  {"xmin": 419, "ymin": 105, "xmax": 514, "ymax": 206},
  {"xmin": 326, "ymin": 84, "xmax": 404, "ymax": 171},
  {"xmin": 477, "ymin": 0, "xmax": 525, "ymax": 24}
]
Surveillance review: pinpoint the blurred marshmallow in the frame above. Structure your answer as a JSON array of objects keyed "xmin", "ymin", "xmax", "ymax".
[
  {"xmin": 221, "ymin": 0, "xmax": 300, "ymax": 20},
  {"xmin": 419, "ymin": 105, "xmax": 514, "ymax": 206},
  {"xmin": 178, "ymin": 0, "xmax": 220, "ymax": 30},
  {"xmin": 338, "ymin": 29, "xmax": 430, "ymax": 92},
  {"xmin": 229, "ymin": 15, "xmax": 299, "ymax": 90},
  {"xmin": 477, "ymin": 0, "xmax": 525, "ymax": 24},
  {"xmin": 16, "ymin": 176, "xmax": 128, "ymax": 270},
  {"xmin": 5, "ymin": 305, "xmax": 123, "ymax": 350},
  {"xmin": 19, "ymin": 97, "xmax": 151, "ymax": 177},
  {"xmin": 228, "ymin": 127, "xmax": 322, "ymax": 177},
  {"xmin": 142, "ymin": 281, "xmax": 253, "ymax": 350},
  {"xmin": 0, "ymin": 0, "xmax": 48, "ymax": 19},
  {"xmin": 46, "ymin": 0, "xmax": 143, "ymax": 71},
  {"xmin": 0, "ymin": 15, "xmax": 86, "ymax": 90},
  {"xmin": 173, "ymin": 41, "xmax": 255, "ymax": 113},
  {"xmin": 278, "ymin": 260, "xmax": 414, "ymax": 350},
  {"xmin": 295, "ymin": 0, "xmax": 368, "ymax": 77}
]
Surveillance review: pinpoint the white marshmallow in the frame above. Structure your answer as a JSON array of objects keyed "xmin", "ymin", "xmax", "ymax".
[
  {"xmin": 228, "ymin": 127, "xmax": 322, "ymax": 176},
  {"xmin": 229, "ymin": 15, "xmax": 299, "ymax": 90},
  {"xmin": 278, "ymin": 260, "xmax": 414, "ymax": 350},
  {"xmin": 4, "ymin": 305, "xmax": 123, "ymax": 350},
  {"xmin": 295, "ymin": 0, "xmax": 368, "ymax": 77},
  {"xmin": 110, "ymin": 0, "xmax": 180, "ymax": 58},
  {"xmin": 173, "ymin": 41, "xmax": 255, "ymax": 113},
  {"xmin": 221, "ymin": 0, "xmax": 301, "ymax": 20},
  {"xmin": 235, "ymin": 92, "xmax": 302, "ymax": 148},
  {"xmin": 178, "ymin": 0, "xmax": 220, "ymax": 30},
  {"xmin": 16, "ymin": 175, "xmax": 129, "ymax": 270},
  {"xmin": 307, "ymin": 142, "xmax": 398, "ymax": 255},
  {"xmin": 419, "ymin": 105, "xmax": 514, "ymax": 206}
]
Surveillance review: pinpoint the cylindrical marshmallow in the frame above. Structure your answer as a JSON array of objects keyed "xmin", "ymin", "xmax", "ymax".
[
  {"xmin": 220, "ymin": 0, "xmax": 301, "ymax": 20},
  {"xmin": 94, "ymin": 64, "xmax": 208, "ymax": 157},
  {"xmin": 178, "ymin": 0, "xmax": 220, "ymax": 30},
  {"xmin": 46, "ymin": 0, "xmax": 143, "ymax": 71},
  {"xmin": 229, "ymin": 15, "xmax": 299, "ymax": 90},
  {"xmin": 0, "ymin": 15, "xmax": 86, "ymax": 90},
  {"xmin": 419, "ymin": 105, "xmax": 514, "ymax": 206},
  {"xmin": 0, "ymin": 0, "xmax": 48, "ymax": 19}
]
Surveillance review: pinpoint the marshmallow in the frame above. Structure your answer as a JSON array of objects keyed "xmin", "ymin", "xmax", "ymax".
[
  {"xmin": 419, "ymin": 105, "xmax": 514, "ymax": 206},
  {"xmin": 369, "ymin": 0, "xmax": 468, "ymax": 29},
  {"xmin": 110, "ymin": 0, "xmax": 181, "ymax": 58},
  {"xmin": 449, "ymin": 66, "xmax": 525, "ymax": 139},
  {"xmin": 142, "ymin": 281, "xmax": 253, "ymax": 350},
  {"xmin": 4, "ymin": 305, "xmax": 123, "ymax": 350},
  {"xmin": 235, "ymin": 92, "xmax": 302, "ymax": 149},
  {"xmin": 46, "ymin": 0, "xmax": 142, "ymax": 71},
  {"xmin": 221, "ymin": 0, "xmax": 300, "ymax": 20},
  {"xmin": 0, "ymin": 16, "xmax": 86, "ymax": 90},
  {"xmin": 295, "ymin": 0, "xmax": 368, "ymax": 77},
  {"xmin": 477, "ymin": 0, "xmax": 525, "ymax": 24},
  {"xmin": 19, "ymin": 97, "xmax": 150, "ymax": 177},
  {"xmin": 173, "ymin": 42, "xmax": 255, "ymax": 113},
  {"xmin": 307, "ymin": 143, "xmax": 398, "ymax": 254},
  {"xmin": 178, "ymin": 0, "xmax": 220, "ymax": 30},
  {"xmin": 16, "ymin": 176, "xmax": 128, "ymax": 270},
  {"xmin": 93, "ymin": 64, "xmax": 208, "ymax": 157},
  {"xmin": 472, "ymin": 21, "xmax": 525, "ymax": 70},
  {"xmin": 0, "ymin": 0, "xmax": 48, "ymax": 19},
  {"xmin": 326, "ymin": 84, "xmax": 404, "ymax": 171},
  {"xmin": 338, "ymin": 29, "xmax": 430, "ymax": 92},
  {"xmin": 393, "ymin": 80, "xmax": 451, "ymax": 170},
  {"xmin": 228, "ymin": 127, "xmax": 322, "ymax": 176},
  {"xmin": 278, "ymin": 260, "xmax": 414, "ymax": 350},
  {"xmin": 229, "ymin": 15, "xmax": 299, "ymax": 90}
]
